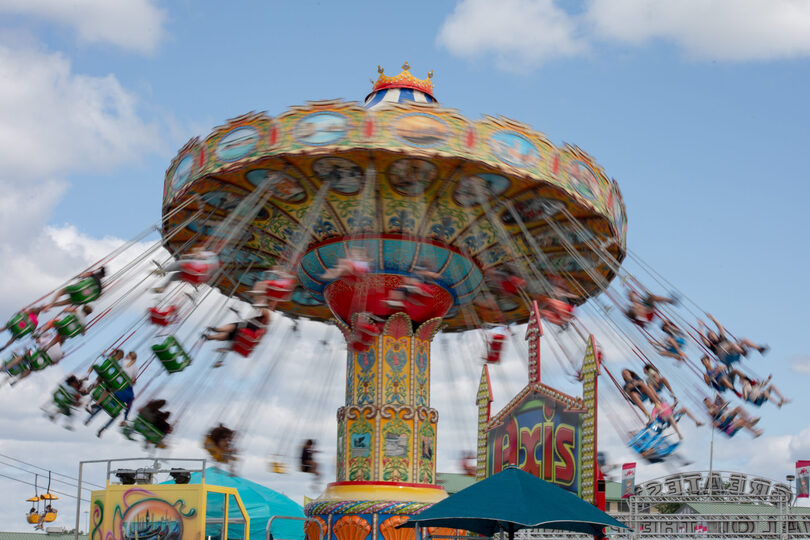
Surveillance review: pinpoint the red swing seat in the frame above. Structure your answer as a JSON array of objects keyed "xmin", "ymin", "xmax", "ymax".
[
  {"xmin": 231, "ymin": 328, "xmax": 266, "ymax": 357},
  {"xmin": 262, "ymin": 278, "xmax": 296, "ymax": 302},
  {"xmin": 148, "ymin": 306, "xmax": 178, "ymax": 327},
  {"xmin": 349, "ymin": 340, "xmax": 370, "ymax": 353},
  {"xmin": 485, "ymin": 333, "xmax": 506, "ymax": 364},
  {"xmin": 355, "ymin": 322, "xmax": 380, "ymax": 341},
  {"xmin": 349, "ymin": 321, "xmax": 379, "ymax": 353},
  {"xmin": 179, "ymin": 260, "xmax": 217, "ymax": 285},
  {"xmin": 341, "ymin": 260, "xmax": 370, "ymax": 285},
  {"xmin": 537, "ymin": 297, "xmax": 574, "ymax": 326},
  {"xmin": 500, "ymin": 275, "xmax": 526, "ymax": 295}
]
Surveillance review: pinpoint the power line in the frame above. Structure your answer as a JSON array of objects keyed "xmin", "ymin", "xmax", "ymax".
[
  {"xmin": 0, "ymin": 458, "xmax": 98, "ymax": 492},
  {"xmin": 0, "ymin": 471, "xmax": 90, "ymax": 502},
  {"xmin": 0, "ymin": 452, "xmax": 104, "ymax": 489}
]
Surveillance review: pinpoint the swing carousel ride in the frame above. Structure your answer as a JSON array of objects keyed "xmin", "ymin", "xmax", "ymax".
[{"xmin": 2, "ymin": 64, "xmax": 785, "ymax": 535}]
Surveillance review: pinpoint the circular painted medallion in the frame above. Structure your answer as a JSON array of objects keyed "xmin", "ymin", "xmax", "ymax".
[
  {"xmin": 170, "ymin": 155, "xmax": 194, "ymax": 194},
  {"xmin": 216, "ymin": 126, "xmax": 259, "ymax": 162},
  {"xmin": 201, "ymin": 190, "xmax": 270, "ymax": 220},
  {"xmin": 387, "ymin": 158, "xmax": 438, "ymax": 196},
  {"xmin": 565, "ymin": 159, "xmax": 600, "ymax": 201},
  {"xmin": 312, "ymin": 157, "xmax": 364, "ymax": 194},
  {"xmin": 201, "ymin": 190, "xmax": 240, "ymax": 211},
  {"xmin": 392, "ymin": 113, "xmax": 449, "ymax": 148},
  {"xmin": 501, "ymin": 196, "xmax": 564, "ymax": 225},
  {"xmin": 536, "ymin": 226, "xmax": 595, "ymax": 251},
  {"xmin": 489, "ymin": 130, "xmax": 540, "ymax": 168},
  {"xmin": 219, "ymin": 247, "xmax": 266, "ymax": 265},
  {"xmin": 549, "ymin": 251, "xmax": 601, "ymax": 273},
  {"xmin": 246, "ymin": 169, "xmax": 306, "ymax": 203},
  {"xmin": 454, "ymin": 173, "xmax": 511, "ymax": 206},
  {"xmin": 294, "ymin": 111, "xmax": 349, "ymax": 146},
  {"xmin": 187, "ymin": 219, "xmax": 220, "ymax": 236}
]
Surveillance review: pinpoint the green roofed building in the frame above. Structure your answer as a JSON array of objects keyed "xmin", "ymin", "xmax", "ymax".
[{"xmin": 436, "ymin": 473, "xmax": 476, "ymax": 495}]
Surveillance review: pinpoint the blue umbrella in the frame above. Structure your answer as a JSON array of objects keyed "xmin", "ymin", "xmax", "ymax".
[{"xmin": 399, "ymin": 467, "xmax": 629, "ymax": 538}]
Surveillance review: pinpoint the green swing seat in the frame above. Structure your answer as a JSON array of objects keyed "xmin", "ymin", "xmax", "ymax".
[
  {"xmin": 4, "ymin": 353, "xmax": 30, "ymax": 376},
  {"xmin": 151, "ymin": 336, "xmax": 192, "ymax": 373},
  {"xmin": 91, "ymin": 357, "xmax": 133, "ymax": 391},
  {"xmin": 5, "ymin": 312, "xmax": 35, "ymax": 339},
  {"xmin": 131, "ymin": 415, "xmax": 167, "ymax": 445},
  {"xmin": 90, "ymin": 385, "xmax": 126, "ymax": 417},
  {"xmin": 55, "ymin": 314, "xmax": 84, "ymax": 339},
  {"xmin": 27, "ymin": 349, "xmax": 53, "ymax": 371},
  {"xmin": 120, "ymin": 421, "xmax": 136, "ymax": 441},
  {"xmin": 66, "ymin": 277, "xmax": 101, "ymax": 305},
  {"xmin": 53, "ymin": 385, "xmax": 77, "ymax": 414}
]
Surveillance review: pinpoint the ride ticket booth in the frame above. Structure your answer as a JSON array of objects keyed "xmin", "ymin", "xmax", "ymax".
[{"xmin": 85, "ymin": 459, "xmax": 250, "ymax": 540}]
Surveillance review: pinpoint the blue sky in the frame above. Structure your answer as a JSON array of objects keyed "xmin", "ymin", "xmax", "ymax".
[{"xmin": 0, "ymin": 0, "xmax": 809, "ymax": 532}]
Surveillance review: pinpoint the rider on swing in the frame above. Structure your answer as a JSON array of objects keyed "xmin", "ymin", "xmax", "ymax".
[
  {"xmin": 625, "ymin": 288, "xmax": 677, "ymax": 328},
  {"xmin": 321, "ymin": 247, "xmax": 370, "ymax": 282},
  {"xmin": 250, "ymin": 266, "xmax": 296, "ymax": 306},
  {"xmin": 0, "ymin": 306, "xmax": 45, "ymax": 353},
  {"xmin": 205, "ymin": 424, "xmax": 238, "ymax": 465},
  {"xmin": 300, "ymin": 439, "xmax": 321, "ymax": 479},
  {"xmin": 153, "ymin": 246, "xmax": 219, "ymax": 293},
  {"xmin": 43, "ymin": 267, "xmax": 106, "ymax": 312},
  {"xmin": 699, "ymin": 314, "xmax": 768, "ymax": 367},
  {"xmin": 204, "ymin": 308, "xmax": 271, "ymax": 346}
]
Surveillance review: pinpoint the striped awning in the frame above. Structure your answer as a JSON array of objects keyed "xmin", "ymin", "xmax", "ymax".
[{"xmin": 363, "ymin": 87, "xmax": 437, "ymax": 110}]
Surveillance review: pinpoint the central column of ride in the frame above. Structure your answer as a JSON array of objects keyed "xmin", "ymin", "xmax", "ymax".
[
  {"xmin": 336, "ymin": 312, "xmax": 442, "ymax": 486},
  {"xmin": 304, "ymin": 63, "xmax": 456, "ymax": 540},
  {"xmin": 305, "ymin": 278, "xmax": 450, "ymax": 540}
]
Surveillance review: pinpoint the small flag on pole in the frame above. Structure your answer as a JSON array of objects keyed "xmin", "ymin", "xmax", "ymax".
[
  {"xmin": 621, "ymin": 462, "xmax": 636, "ymax": 498},
  {"xmin": 797, "ymin": 461, "xmax": 810, "ymax": 498}
]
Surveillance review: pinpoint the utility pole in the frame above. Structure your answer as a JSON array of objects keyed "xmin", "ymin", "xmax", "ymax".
[{"xmin": 707, "ymin": 428, "xmax": 715, "ymax": 496}]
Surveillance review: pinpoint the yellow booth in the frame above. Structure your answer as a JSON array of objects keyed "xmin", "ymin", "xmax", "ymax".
[{"xmin": 85, "ymin": 459, "xmax": 250, "ymax": 540}]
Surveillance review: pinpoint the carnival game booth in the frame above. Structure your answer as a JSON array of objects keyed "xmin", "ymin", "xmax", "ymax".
[
  {"xmin": 84, "ymin": 458, "xmax": 303, "ymax": 540},
  {"xmin": 475, "ymin": 304, "xmax": 605, "ymax": 509}
]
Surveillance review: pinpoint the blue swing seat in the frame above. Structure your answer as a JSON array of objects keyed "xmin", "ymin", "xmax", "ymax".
[{"xmin": 628, "ymin": 420, "xmax": 680, "ymax": 463}]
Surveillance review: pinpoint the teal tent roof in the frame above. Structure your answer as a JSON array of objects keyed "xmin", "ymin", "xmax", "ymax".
[
  {"xmin": 401, "ymin": 467, "xmax": 629, "ymax": 538},
  {"xmin": 165, "ymin": 467, "xmax": 304, "ymax": 540}
]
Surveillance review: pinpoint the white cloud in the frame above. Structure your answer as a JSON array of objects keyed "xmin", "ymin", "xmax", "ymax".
[
  {"xmin": 438, "ymin": 0, "xmax": 810, "ymax": 69},
  {"xmin": 0, "ymin": 179, "xmax": 66, "ymax": 245},
  {"xmin": 0, "ymin": 44, "xmax": 161, "ymax": 181},
  {"xmin": 0, "ymin": 60, "xmax": 166, "ymax": 302},
  {"xmin": 791, "ymin": 355, "xmax": 810, "ymax": 376},
  {"xmin": 0, "ymin": 41, "xmax": 167, "ymax": 307},
  {"xmin": 787, "ymin": 425, "xmax": 810, "ymax": 458},
  {"xmin": 0, "ymin": 0, "xmax": 166, "ymax": 53},
  {"xmin": 436, "ymin": 0, "xmax": 587, "ymax": 70},
  {"xmin": 0, "ymin": 224, "xmax": 139, "ymax": 312},
  {"xmin": 588, "ymin": 0, "xmax": 810, "ymax": 61}
]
